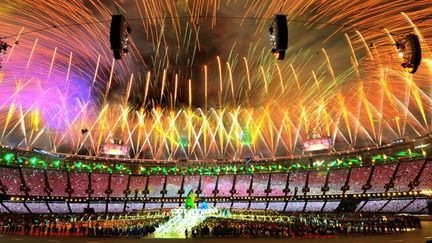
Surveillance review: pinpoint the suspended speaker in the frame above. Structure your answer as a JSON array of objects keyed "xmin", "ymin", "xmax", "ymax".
[
  {"xmin": 396, "ymin": 34, "xmax": 421, "ymax": 74},
  {"xmin": 110, "ymin": 15, "xmax": 131, "ymax": 60},
  {"xmin": 269, "ymin": 15, "xmax": 288, "ymax": 60}
]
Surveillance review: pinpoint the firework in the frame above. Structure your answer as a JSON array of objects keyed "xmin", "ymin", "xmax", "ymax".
[{"xmin": 0, "ymin": 0, "xmax": 431, "ymax": 160}]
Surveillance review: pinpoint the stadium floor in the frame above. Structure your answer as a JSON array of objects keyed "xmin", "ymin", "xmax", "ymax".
[{"xmin": 0, "ymin": 221, "xmax": 430, "ymax": 243}]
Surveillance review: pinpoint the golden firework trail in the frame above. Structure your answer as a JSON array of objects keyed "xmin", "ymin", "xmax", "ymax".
[{"xmin": 0, "ymin": 0, "xmax": 431, "ymax": 160}]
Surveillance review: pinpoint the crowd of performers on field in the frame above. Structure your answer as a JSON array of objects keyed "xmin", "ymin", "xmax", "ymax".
[
  {"xmin": 0, "ymin": 211, "xmax": 421, "ymax": 239},
  {"xmin": 189, "ymin": 212, "xmax": 422, "ymax": 239},
  {"xmin": 0, "ymin": 190, "xmax": 423, "ymax": 239}
]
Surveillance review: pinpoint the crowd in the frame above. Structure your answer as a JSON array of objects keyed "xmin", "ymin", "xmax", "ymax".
[
  {"xmin": 191, "ymin": 213, "xmax": 422, "ymax": 239},
  {"xmin": 0, "ymin": 160, "xmax": 430, "ymax": 206},
  {"xmin": 0, "ymin": 211, "xmax": 422, "ymax": 239},
  {"xmin": 0, "ymin": 214, "xmax": 166, "ymax": 238}
]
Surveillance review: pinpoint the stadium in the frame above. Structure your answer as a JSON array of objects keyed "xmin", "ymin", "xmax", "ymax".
[{"xmin": 0, "ymin": 0, "xmax": 431, "ymax": 242}]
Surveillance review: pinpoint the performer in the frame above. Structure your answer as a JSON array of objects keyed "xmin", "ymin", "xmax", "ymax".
[
  {"xmin": 185, "ymin": 190, "xmax": 197, "ymax": 209},
  {"xmin": 200, "ymin": 197, "xmax": 208, "ymax": 209}
]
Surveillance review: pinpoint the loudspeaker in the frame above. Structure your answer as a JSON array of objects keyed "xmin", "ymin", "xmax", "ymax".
[
  {"xmin": 110, "ymin": 15, "xmax": 130, "ymax": 59},
  {"xmin": 275, "ymin": 15, "xmax": 288, "ymax": 50},
  {"xmin": 84, "ymin": 207, "xmax": 95, "ymax": 214},
  {"xmin": 110, "ymin": 15, "xmax": 124, "ymax": 49}
]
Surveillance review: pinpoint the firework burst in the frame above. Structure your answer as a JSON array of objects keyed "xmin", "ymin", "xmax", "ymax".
[{"xmin": 0, "ymin": 0, "xmax": 431, "ymax": 160}]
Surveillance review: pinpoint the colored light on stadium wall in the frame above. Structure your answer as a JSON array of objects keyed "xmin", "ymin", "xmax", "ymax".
[
  {"xmin": 73, "ymin": 161, "xmax": 82, "ymax": 169},
  {"xmin": 397, "ymin": 151, "xmax": 409, "ymax": 157},
  {"xmin": 85, "ymin": 164, "xmax": 92, "ymax": 172},
  {"xmin": 94, "ymin": 163, "xmax": 103, "ymax": 170},
  {"xmin": 3, "ymin": 153, "xmax": 14, "ymax": 163},
  {"xmin": 169, "ymin": 167, "xmax": 178, "ymax": 173},
  {"xmin": 290, "ymin": 163, "xmax": 299, "ymax": 170},
  {"xmin": 29, "ymin": 157, "xmax": 38, "ymax": 166},
  {"xmin": 312, "ymin": 160, "xmax": 324, "ymax": 167},
  {"xmin": 0, "ymin": 147, "xmax": 426, "ymax": 176},
  {"xmin": 39, "ymin": 160, "xmax": 47, "ymax": 168},
  {"xmin": 162, "ymin": 167, "xmax": 168, "ymax": 175},
  {"xmin": 52, "ymin": 160, "xmax": 61, "ymax": 168},
  {"xmin": 247, "ymin": 166, "xmax": 254, "ymax": 173},
  {"xmin": 220, "ymin": 166, "xmax": 227, "ymax": 173},
  {"xmin": 116, "ymin": 164, "xmax": 124, "ymax": 171}
]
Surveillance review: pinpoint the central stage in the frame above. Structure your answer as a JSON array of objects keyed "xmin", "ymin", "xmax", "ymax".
[{"xmin": 152, "ymin": 208, "xmax": 223, "ymax": 238}]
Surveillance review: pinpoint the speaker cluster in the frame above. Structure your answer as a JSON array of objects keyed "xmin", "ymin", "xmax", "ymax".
[{"xmin": 110, "ymin": 15, "xmax": 131, "ymax": 60}]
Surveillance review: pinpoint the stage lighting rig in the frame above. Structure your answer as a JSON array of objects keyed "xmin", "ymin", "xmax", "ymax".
[
  {"xmin": 396, "ymin": 34, "xmax": 421, "ymax": 74},
  {"xmin": 110, "ymin": 14, "xmax": 131, "ymax": 60},
  {"xmin": 269, "ymin": 14, "xmax": 288, "ymax": 60}
]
